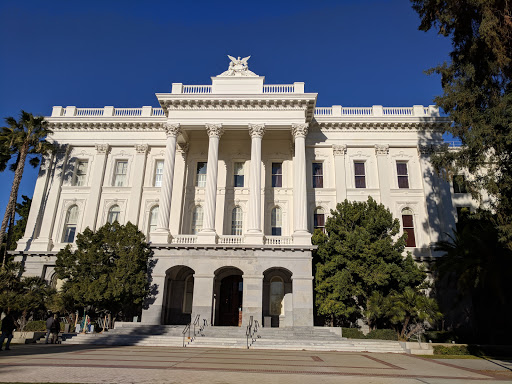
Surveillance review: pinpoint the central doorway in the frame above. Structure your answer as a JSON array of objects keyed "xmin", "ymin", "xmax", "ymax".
[{"xmin": 213, "ymin": 266, "xmax": 244, "ymax": 326}]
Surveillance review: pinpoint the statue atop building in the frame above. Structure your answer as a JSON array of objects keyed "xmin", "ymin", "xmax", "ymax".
[{"xmin": 218, "ymin": 55, "xmax": 258, "ymax": 77}]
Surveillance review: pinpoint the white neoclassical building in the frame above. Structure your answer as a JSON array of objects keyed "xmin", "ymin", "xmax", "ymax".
[{"xmin": 14, "ymin": 57, "xmax": 467, "ymax": 327}]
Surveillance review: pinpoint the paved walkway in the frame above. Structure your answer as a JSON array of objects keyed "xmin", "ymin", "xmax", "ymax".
[{"xmin": 0, "ymin": 344, "xmax": 511, "ymax": 383}]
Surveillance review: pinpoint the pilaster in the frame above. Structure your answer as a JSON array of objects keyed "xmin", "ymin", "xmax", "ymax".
[
  {"xmin": 332, "ymin": 144, "xmax": 347, "ymax": 203},
  {"xmin": 82, "ymin": 144, "xmax": 110, "ymax": 231},
  {"xmin": 375, "ymin": 144, "xmax": 391, "ymax": 205},
  {"xmin": 169, "ymin": 142, "xmax": 189, "ymax": 235},
  {"xmin": 191, "ymin": 274, "xmax": 215, "ymax": 326},
  {"xmin": 126, "ymin": 144, "xmax": 148, "ymax": 225},
  {"xmin": 242, "ymin": 275, "xmax": 264, "ymax": 326},
  {"xmin": 292, "ymin": 276, "xmax": 314, "ymax": 326},
  {"xmin": 141, "ymin": 274, "xmax": 166, "ymax": 324}
]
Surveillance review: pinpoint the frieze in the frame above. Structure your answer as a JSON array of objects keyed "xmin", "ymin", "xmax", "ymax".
[
  {"xmin": 48, "ymin": 121, "xmax": 165, "ymax": 132},
  {"xmin": 316, "ymin": 121, "xmax": 448, "ymax": 132}
]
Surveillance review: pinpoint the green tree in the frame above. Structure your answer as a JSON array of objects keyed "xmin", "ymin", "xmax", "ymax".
[
  {"xmin": 411, "ymin": 1, "xmax": 512, "ymax": 249},
  {"xmin": 55, "ymin": 222, "xmax": 153, "ymax": 320},
  {"xmin": 435, "ymin": 211, "xmax": 512, "ymax": 343},
  {"xmin": 313, "ymin": 197, "xmax": 427, "ymax": 327},
  {"xmin": 0, "ymin": 111, "xmax": 52, "ymax": 266}
]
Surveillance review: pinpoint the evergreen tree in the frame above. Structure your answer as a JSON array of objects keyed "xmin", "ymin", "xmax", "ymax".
[
  {"xmin": 55, "ymin": 222, "xmax": 153, "ymax": 320},
  {"xmin": 313, "ymin": 197, "xmax": 427, "ymax": 327},
  {"xmin": 411, "ymin": 0, "xmax": 512, "ymax": 249},
  {"xmin": 5, "ymin": 196, "xmax": 31, "ymax": 251}
]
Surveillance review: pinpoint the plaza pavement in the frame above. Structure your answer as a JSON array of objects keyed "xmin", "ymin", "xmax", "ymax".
[{"xmin": 0, "ymin": 344, "xmax": 511, "ymax": 383}]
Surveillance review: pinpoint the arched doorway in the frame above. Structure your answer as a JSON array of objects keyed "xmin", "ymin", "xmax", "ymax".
[
  {"xmin": 162, "ymin": 265, "xmax": 195, "ymax": 325},
  {"xmin": 214, "ymin": 267, "xmax": 244, "ymax": 326},
  {"xmin": 263, "ymin": 268, "xmax": 293, "ymax": 327}
]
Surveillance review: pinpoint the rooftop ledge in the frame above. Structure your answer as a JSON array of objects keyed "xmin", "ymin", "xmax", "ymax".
[{"xmin": 50, "ymin": 104, "xmax": 442, "ymax": 118}]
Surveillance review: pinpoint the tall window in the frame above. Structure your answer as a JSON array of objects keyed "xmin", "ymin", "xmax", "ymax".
[
  {"xmin": 270, "ymin": 276, "xmax": 284, "ymax": 316},
  {"xmin": 148, "ymin": 206, "xmax": 159, "ymax": 235},
  {"xmin": 62, "ymin": 205, "xmax": 78, "ymax": 243},
  {"xmin": 231, "ymin": 206, "xmax": 243, "ymax": 235},
  {"xmin": 107, "ymin": 205, "xmax": 121, "ymax": 223},
  {"xmin": 113, "ymin": 160, "xmax": 128, "ymax": 187},
  {"xmin": 312, "ymin": 162, "xmax": 323, "ymax": 188},
  {"xmin": 191, "ymin": 206, "xmax": 203, "ymax": 234},
  {"xmin": 196, "ymin": 162, "xmax": 207, "ymax": 187},
  {"xmin": 396, "ymin": 161, "xmax": 409, "ymax": 189},
  {"xmin": 154, "ymin": 160, "xmax": 164, "ymax": 187},
  {"xmin": 354, "ymin": 161, "xmax": 366, "ymax": 188},
  {"xmin": 314, "ymin": 208, "xmax": 325, "ymax": 233},
  {"xmin": 271, "ymin": 162, "xmax": 282, "ymax": 187},
  {"xmin": 271, "ymin": 207, "xmax": 282, "ymax": 236},
  {"xmin": 453, "ymin": 175, "xmax": 467, "ymax": 194},
  {"xmin": 182, "ymin": 275, "xmax": 194, "ymax": 314},
  {"xmin": 233, "ymin": 162, "xmax": 244, "ymax": 187},
  {"xmin": 72, "ymin": 160, "xmax": 88, "ymax": 186},
  {"xmin": 401, "ymin": 209, "xmax": 416, "ymax": 247}
]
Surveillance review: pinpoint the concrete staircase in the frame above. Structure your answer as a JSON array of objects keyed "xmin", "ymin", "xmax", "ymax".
[{"xmin": 62, "ymin": 323, "xmax": 408, "ymax": 353}]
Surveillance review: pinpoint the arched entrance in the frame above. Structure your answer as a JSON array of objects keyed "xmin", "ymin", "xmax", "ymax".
[
  {"xmin": 263, "ymin": 267, "xmax": 293, "ymax": 327},
  {"xmin": 162, "ymin": 265, "xmax": 195, "ymax": 325},
  {"xmin": 214, "ymin": 267, "xmax": 243, "ymax": 326}
]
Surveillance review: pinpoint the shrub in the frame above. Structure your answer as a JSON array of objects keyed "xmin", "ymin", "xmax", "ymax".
[
  {"xmin": 23, "ymin": 320, "xmax": 46, "ymax": 332},
  {"xmin": 342, "ymin": 327, "xmax": 365, "ymax": 339},
  {"xmin": 424, "ymin": 331, "xmax": 459, "ymax": 343},
  {"xmin": 366, "ymin": 328, "xmax": 398, "ymax": 341},
  {"xmin": 433, "ymin": 345, "xmax": 470, "ymax": 355}
]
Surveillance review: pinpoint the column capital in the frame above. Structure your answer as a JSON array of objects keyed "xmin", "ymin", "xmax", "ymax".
[
  {"xmin": 134, "ymin": 144, "xmax": 149, "ymax": 154},
  {"xmin": 248, "ymin": 123, "xmax": 266, "ymax": 138},
  {"xmin": 205, "ymin": 123, "xmax": 224, "ymax": 138},
  {"xmin": 95, "ymin": 143, "xmax": 110, "ymax": 154},
  {"xmin": 291, "ymin": 123, "xmax": 309, "ymax": 138},
  {"xmin": 164, "ymin": 122, "xmax": 181, "ymax": 137},
  {"xmin": 375, "ymin": 144, "xmax": 389, "ymax": 156},
  {"xmin": 332, "ymin": 144, "xmax": 347, "ymax": 156}
]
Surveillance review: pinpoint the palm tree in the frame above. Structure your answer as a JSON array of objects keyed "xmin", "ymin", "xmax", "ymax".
[{"xmin": 0, "ymin": 111, "xmax": 52, "ymax": 266}]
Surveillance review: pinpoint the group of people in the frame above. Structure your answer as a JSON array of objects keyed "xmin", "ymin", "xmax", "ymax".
[{"xmin": 45, "ymin": 313, "xmax": 61, "ymax": 344}]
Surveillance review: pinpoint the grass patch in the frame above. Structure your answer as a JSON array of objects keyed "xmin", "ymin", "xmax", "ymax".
[{"xmin": 419, "ymin": 354, "xmax": 482, "ymax": 359}]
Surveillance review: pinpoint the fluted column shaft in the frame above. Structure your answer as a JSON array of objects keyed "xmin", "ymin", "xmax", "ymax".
[
  {"xmin": 155, "ymin": 124, "xmax": 181, "ymax": 240},
  {"xmin": 248, "ymin": 124, "xmax": 265, "ymax": 233},
  {"xmin": 292, "ymin": 124, "xmax": 309, "ymax": 238},
  {"xmin": 202, "ymin": 124, "xmax": 224, "ymax": 232}
]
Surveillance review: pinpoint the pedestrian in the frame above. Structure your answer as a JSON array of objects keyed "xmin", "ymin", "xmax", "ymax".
[
  {"xmin": 0, "ymin": 312, "xmax": 16, "ymax": 351},
  {"xmin": 45, "ymin": 313, "xmax": 53, "ymax": 344},
  {"xmin": 51, "ymin": 314, "xmax": 61, "ymax": 344}
]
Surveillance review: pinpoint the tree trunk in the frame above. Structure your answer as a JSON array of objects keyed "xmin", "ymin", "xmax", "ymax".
[
  {"xmin": 0, "ymin": 143, "xmax": 28, "ymax": 267},
  {"xmin": 400, "ymin": 316, "xmax": 410, "ymax": 340}
]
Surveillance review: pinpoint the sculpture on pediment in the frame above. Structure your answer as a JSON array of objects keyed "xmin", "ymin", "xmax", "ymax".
[{"xmin": 218, "ymin": 55, "xmax": 258, "ymax": 77}]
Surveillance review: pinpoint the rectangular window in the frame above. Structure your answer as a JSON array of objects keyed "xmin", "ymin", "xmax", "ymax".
[
  {"xmin": 453, "ymin": 175, "xmax": 467, "ymax": 194},
  {"xmin": 73, "ymin": 160, "xmax": 88, "ymax": 186},
  {"xmin": 154, "ymin": 160, "xmax": 164, "ymax": 187},
  {"xmin": 272, "ymin": 162, "xmax": 282, "ymax": 188},
  {"xmin": 354, "ymin": 161, "xmax": 366, "ymax": 188},
  {"xmin": 233, "ymin": 162, "xmax": 244, "ymax": 187},
  {"xmin": 312, "ymin": 162, "xmax": 323, "ymax": 188},
  {"xmin": 396, "ymin": 162, "xmax": 409, "ymax": 189},
  {"xmin": 196, "ymin": 162, "xmax": 207, "ymax": 188},
  {"xmin": 402, "ymin": 214, "xmax": 416, "ymax": 247},
  {"xmin": 113, "ymin": 160, "xmax": 128, "ymax": 187}
]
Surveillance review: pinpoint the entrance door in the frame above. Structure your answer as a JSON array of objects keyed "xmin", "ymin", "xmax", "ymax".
[{"xmin": 218, "ymin": 275, "xmax": 243, "ymax": 326}]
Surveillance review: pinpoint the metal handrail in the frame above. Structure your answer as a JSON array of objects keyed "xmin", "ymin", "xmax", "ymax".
[
  {"xmin": 192, "ymin": 314, "xmax": 200, "ymax": 338},
  {"xmin": 182, "ymin": 323, "xmax": 191, "ymax": 347},
  {"xmin": 245, "ymin": 316, "xmax": 253, "ymax": 349}
]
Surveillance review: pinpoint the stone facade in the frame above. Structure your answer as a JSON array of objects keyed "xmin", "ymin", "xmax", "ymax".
[{"xmin": 14, "ymin": 59, "xmax": 470, "ymax": 327}]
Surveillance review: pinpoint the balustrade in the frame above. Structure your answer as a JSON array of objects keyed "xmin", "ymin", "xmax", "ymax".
[
  {"xmin": 314, "ymin": 107, "xmax": 333, "ymax": 116},
  {"xmin": 342, "ymin": 107, "xmax": 373, "ymax": 116},
  {"xmin": 218, "ymin": 235, "xmax": 244, "ymax": 244},
  {"xmin": 183, "ymin": 85, "xmax": 212, "ymax": 94},
  {"xmin": 171, "ymin": 235, "xmax": 198, "ymax": 244},
  {"xmin": 263, "ymin": 84, "xmax": 295, "ymax": 93}
]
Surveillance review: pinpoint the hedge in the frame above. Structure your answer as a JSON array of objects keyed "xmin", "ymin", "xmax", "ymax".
[
  {"xmin": 341, "ymin": 328, "xmax": 366, "ymax": 339},
  {"xmin": 365, "ymin": 328, "xmax": 398, "ymax": 341},
  {"xmin": 433, "ymin": 345, "xmax": 471, "ymax": 355}
]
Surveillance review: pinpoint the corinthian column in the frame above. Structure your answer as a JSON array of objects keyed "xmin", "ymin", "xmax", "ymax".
[
  {"xmin": 246, "ymin": 123, "xmax": 265, "ymax": 244},
  {"xmin": 292, "ymin": 123, "xmax": 311, "ymax": 245},
  {"xmin": 151, "ymin": 123, "xmax": 181, "ymax": 243},
  {"xmin": 198, "ymin": 123, "xmax": 224, "ymax": 244}
]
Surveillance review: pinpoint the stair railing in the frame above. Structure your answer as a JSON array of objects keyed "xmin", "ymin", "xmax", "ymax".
[
  {"xmin": 246, "ymin": 315, "xmax": 253, "ymax": 349},
  {"xmin": 182, "ymin": 323, "xmax": 191, "ymax": 347},
  {"xmin": 192, "ymin": 314, "xmax": 200, "ymax": 339}
]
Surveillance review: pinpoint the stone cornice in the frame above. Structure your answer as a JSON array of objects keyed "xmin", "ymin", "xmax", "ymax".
[
  {"xmin": 47, "ymin": 121, "xmax": 166, "ymax": 132},
  {"xmin": 313, "ymin": 120, "xmax": 449, "ymax": 132}
]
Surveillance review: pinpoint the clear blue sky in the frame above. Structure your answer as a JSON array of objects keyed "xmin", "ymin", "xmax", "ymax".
[{"xmin": 0, "ymin": 0, "xmax": 451, "ymax": 216}]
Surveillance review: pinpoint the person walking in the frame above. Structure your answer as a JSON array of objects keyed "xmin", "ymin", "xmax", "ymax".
[
  {"xmin": 0, "ymin": 313, "xmax": 16, "ymax": 351},
  {"xmin": 51, "ymin": 314, "xmax": 60, "ymax": 344},
  {"xmin": 45, "ymin": 313, "xmax": 53, "ymax": 344}
]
